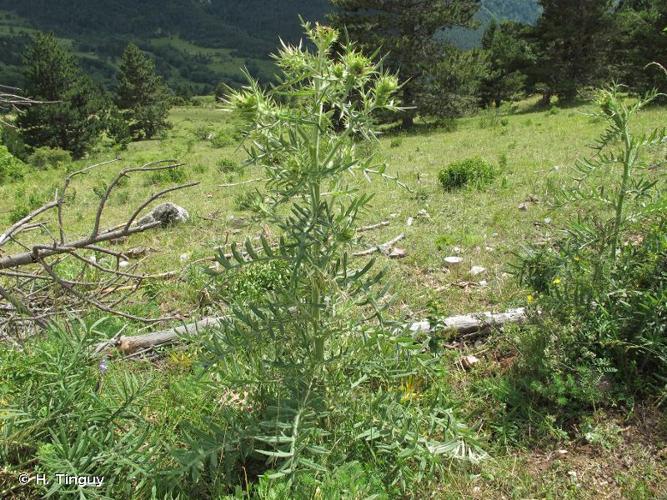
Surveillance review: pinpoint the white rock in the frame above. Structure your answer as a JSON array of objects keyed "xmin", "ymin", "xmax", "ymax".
[
  {"xmin": 544, "ymin": 217, "xmax": 552, "ymax": 225},
  {"xmin": 470, "ymin": 266, "xmax": 487, "ymax": 276},
  {"xmin": 180, "ymin": 253, "xmax": 190, "ymax": 263},
  {"xmin": 119, "ymin": 260, "xmax": 129, "ymax": 269},
  {"xmin": 406, "ymin": 217, "xmax": 414, "ymax": 226},
  {"xmin": 389, "ymin": 247, "xmax": 406, "ymax": 259},
  {"xmin": 410, "ymin": 320, "xmax": 431, "ymax": 333},
  {"xmin": 444, "ymin": 256, "xmax": 464, "ymax": 267},
  {"xmin": 479, "ymin": 280, "xmax": 488, "ymax": 287},
  {"xmin": 461, "ymin": 355, "xmax": 480, "ymax": 369},
  {"xmin": 518, "ymin": 202, "xmax": 529, "ymax": 211}
]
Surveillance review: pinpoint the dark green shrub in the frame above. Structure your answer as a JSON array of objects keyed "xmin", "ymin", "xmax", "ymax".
[
  {"xmin": 438, "ymin": 157, "xmax": 497, "ymax": 191},
  {"xmin": 147, "ymin": 166, "xmax": 187, "ymax": 185},
  {"xmin": 28, "ymin": 146, "xmax": 72, "ymax": 169}
]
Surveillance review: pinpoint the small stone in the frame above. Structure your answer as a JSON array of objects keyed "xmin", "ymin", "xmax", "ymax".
[
  {"xmin": 544, "ymin": 217, "xmax": 552, "ymax": 225},
  {"xmin": 461, "ymin": 355, "xmax": 480, "ymax": 369},
  {"xmin": 479, "ymin": 279, "xmax": 488, "ymax": 287},
  {"xmin": 389, "ymin": 247, "xmax": 406, "ymax": 259},
  {"xmin": 406, "ymin": 217, "xmax": 414, "ymax": 226},
  {"xmin": 179, "ymin": 253, "xmax": 190, "ymax": 263},
  {"xmin": 410, "ymin": 320, "xmax": 431, "ymax": 333},
  {"xmin": 89, "ymin": 256, "xmax": 97, "ymax": 265},
  {"xmin": 518, "ymin": 203, "xmax": 529, "ymax": 211},
  {"xmin": 125, "ymin": 246, "xmax": 148, "ymax": 259},
  {"xmin": 444, "ymin": 256, "xmax": 464, "ymax": 267},
  {"xmin": 557, "ymin": 449, "xmax": 568, "ymax": 455},
  {"xmin": 119, "ymin": 260, "xmax": 129, "ymax": 269},
  {"xmin": 470, "ymin": 266, "xmax": 487, "ymax": 276}
]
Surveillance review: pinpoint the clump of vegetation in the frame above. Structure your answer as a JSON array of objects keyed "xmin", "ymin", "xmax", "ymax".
[
  {"xmin": 8, "ymin": 186, "xmax": 50, "ymax": 223},
  {"xmin": 233, "ymin": 189, "xmax": 262, "ymax": 212},
  {"xmin": 216, "ymin": 157, "xmax": 242, "ymax": 174},
  {"xmin": 438, "ymin": 157, "xmax": 498, "ymax": 191},
  {"xmin": 0, "ymin": 144, "xmax": 27, "ymax": 183},
  {"xmin": 28, "ymin": 146, "xmax": 72, "ymax": 169},
  {"xmin": 222, "ymin": 260, "xmax": 290, "ymax": 305},
  {"xmin": 515, "ymin": 86, "xmax": 667, "ymax": 410}
]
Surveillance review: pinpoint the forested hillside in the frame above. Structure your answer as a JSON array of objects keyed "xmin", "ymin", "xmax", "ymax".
[{"xmin": 0, "ymin": 0, "xmax": 539, "ymax": 93}]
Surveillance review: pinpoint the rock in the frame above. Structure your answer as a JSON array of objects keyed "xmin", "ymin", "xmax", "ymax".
[
  {"xmin": 125, "ymin": 246, "xmax": 149, "ymax": 259},
  {"xmin": 179, "ymin": 253, "xmax": 190, "ymax": 263},
  {"xmin": 119, "ymin": 260, "xmax": 129, "ymax": 269},
  {"xmin": 470, "ymin": 266, "xmax": 487, "ymax": 276},
  {"xmin": 444, "ymin": 256, "xmax": 464, "ymax": 267},
  {"xmin": 479, "ymin": 280, "xmax": 488, "ymax": 288},
  {"xmin": 406, "ymin": 217, "xmax": 414, "ymax": 226},
  {"xmin": 461, "ymin": 355, "xmax": 480, "ymax": 370},
  {"xmin": 138, "ymin": 203, "xmax": 189, "ymax": 227},
  {"xmin": 544, "ymin": 217, "xmax": 552, "ymax": 225},
  {"xmin": 518, "ymin": 202, "xmax": 529, "ymax": 211},
  {"xmin": 389, "ymin": 247, "xmax": 406, "ymax": 259},
  {"xmin": 410, "ymin": 320, "xmax": 431, "ymax": 333}
]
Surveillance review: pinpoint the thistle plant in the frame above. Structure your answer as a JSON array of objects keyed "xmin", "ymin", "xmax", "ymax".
[
  {"xmin": 211, "ymin": 23, "xmax": 401, "ymax": 478},
  {"xmin": 516, "ymin": 84, "xmax": 667, "ymax": 408}
]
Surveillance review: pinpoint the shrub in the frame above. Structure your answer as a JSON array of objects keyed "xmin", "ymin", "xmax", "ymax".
[
  {"xmin": 210, "ymin": 130, "xmax": 233, "ymax": 148},
  {"xmin": 0, "ymin": 144, "xmax": 27, "ymax": 183},
  {"xmin": 514, "ymin": 86, "xmax": 667, "ymax": 410},
  {"xmin": 9, "ymin": 187, "xmax": 50, "ymax": 223},
  {"xmin": 147, "ymin": 166, "xmax": 187, "ymax": 185},
  {"xmin": 438, "ymin": 157, "xmax": 497, "ymax": 191},
  {"xmin": 216, "ymin": 157, "xmax": 242, "ymax": 174},
  {"xmin": 28, "ymin": 146, "xmax": 72, "ymax": 169}
]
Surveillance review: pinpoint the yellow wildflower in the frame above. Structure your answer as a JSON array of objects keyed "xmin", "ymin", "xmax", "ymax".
[
  {"xmin": 552, "ymin": 277, "xmax": 561, "ymax": 285},
  {"xmin": 527, "ymin": 294, "xmax": 535, "ymax": 304}
]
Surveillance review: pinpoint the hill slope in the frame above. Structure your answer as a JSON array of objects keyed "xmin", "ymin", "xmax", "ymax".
[{"xmin": 0, "ymin": 0, "xmax": 539, "ymax": 93}]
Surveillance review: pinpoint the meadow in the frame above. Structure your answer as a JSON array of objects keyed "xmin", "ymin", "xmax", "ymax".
[{"xmin": 1, "ymin": 95, "xmax": 666, "ymax": 498}]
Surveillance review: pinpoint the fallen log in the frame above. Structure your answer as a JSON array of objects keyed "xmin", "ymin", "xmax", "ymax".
[
  {"xmin": 410, "ymin": 307, "xmax": 527, "ymax": 336},
  {"xmin": 95, "ymin": 316, "xmax": 226, "ymax": 355},
  {"xmin": 96, "ymin": 307, "xmax": 527, "ymax": 356}
]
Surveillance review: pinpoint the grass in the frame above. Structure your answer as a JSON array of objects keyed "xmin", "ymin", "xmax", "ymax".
[{"xmin": 1, "ymin": 97, "xmax": 666, "ymax": 497}]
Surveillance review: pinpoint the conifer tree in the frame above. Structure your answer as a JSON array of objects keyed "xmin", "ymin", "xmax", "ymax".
[
  {"xmin": 330, "ymin": 0, "xmax": 480, "ymax": 127},
  {"xmin": 115, "ymin": 43, "xmax": 170, "ymax": 139},
  {"xmin": 480, "ymin": 20, "xmax": 536, "ymax": 107},
  {"xmin": 532, "ymin": 0, "xmax": 614, "ymax": 103},
  {"xmin": 613, "ymin": 0, "xmax": 667, "ymax": 94},
  {"xmin": 17, "ymin": 33, "xmax": 106, "ymax": 158}
]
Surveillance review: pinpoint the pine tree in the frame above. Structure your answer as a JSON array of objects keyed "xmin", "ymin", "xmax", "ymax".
[
  {"xmin": 480, "ymin": 20, "xmax": 536, "ymax": 107},
  {"xmin": 532, "ymin": 0, "xmax": 614, "ymax": 104},
  {"xmin": 613, "ymin": 0, "xmax": 667, "ymax": 94},
  {"xmin": 17, "ymin": 33, "xmax": 106, "ymax": 159},
  {"xmin": 330, "ymin": 0, "xmax": 480, "ymax": 127},
  {"xmin": 115, "ymin": 43, "xmax": 170, "ymax": 139}
]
